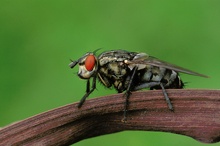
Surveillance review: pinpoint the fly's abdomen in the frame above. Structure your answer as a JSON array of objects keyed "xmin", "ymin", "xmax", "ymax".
[
  {"xmin": 162, "ymin": 69, "xmax": 184, "ymax": 89},
  {"xmin": 139, "ymin": 66, "xmax": 184, "ymax": 89}
]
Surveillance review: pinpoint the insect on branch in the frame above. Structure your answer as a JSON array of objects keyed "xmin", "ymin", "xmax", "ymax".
[
  {"xmin": 0, "ymin": 89, "xmax": 220, "ymax": 145},
  {"xmin": 69, "ymin": 50, "xmax": 208, "ymax": 120}
]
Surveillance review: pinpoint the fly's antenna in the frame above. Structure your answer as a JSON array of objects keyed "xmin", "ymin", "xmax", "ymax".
[{"xmin": 69, "ymin": 59, "xmax": 78, "ymax": 69}]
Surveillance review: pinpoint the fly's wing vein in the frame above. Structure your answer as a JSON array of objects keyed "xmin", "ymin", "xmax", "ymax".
[{"xmin": 128, "ymin": 56, "xmax": 208, "ymax": 78}]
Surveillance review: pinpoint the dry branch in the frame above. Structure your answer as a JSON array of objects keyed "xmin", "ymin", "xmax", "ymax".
[{"xmin": 0, "ymin": 89, "xmax": 220, "ymax": 145}]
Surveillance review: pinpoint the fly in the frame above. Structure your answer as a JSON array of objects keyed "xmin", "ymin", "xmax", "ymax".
[{"xmin": 69, "ymin": 50, "xmax": 208, "ymax": 122}]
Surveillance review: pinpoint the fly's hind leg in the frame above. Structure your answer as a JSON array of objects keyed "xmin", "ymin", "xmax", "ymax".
[
  {"xmin": 134, "ymin": 82, "xmax": 161, "ymax": 91},
  {"xmin": 133, "ymin": 82, "xmax": 173, "ymax": 111},
  {"xmin": 159, "ymin": 83, "xmax": 173, "ymax": 111}
]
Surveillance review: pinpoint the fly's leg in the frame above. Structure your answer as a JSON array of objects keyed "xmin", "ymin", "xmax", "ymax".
[
  {"xmin": 86, "ymin": 79, "xmax": 90, "ymax": 93},
  {"xmin": 78, "ymin": 76, "xmax": 96, "ymax": 108},
  {"xmin": 134, "ymin": 82, "xmax": 161, "ymax": 91},
  {"xmin": 159, "ymin": 83, "xmax": 173, "ymax": 110},
  {"xmin": 122, "ymin": 66, "xmax": 138, "ymax": 122},
  {"xmin": 134, "ymin": 82, "xmax": 173, "ymax": 111}
]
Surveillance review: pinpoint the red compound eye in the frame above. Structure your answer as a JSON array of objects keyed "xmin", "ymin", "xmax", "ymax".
[{"xmin": 85, "ymin": 55, "xmax": 96, "ymax": 71}]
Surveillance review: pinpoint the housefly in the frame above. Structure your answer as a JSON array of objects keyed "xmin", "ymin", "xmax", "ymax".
[{"xmin": 69, "ymin": 50, "xmax": 208, "ymax": 121}]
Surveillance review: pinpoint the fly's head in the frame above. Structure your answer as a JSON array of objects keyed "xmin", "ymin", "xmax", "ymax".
[{"xmin": 69, "ymin": 52, "xmax": 98, "ymax": 79}]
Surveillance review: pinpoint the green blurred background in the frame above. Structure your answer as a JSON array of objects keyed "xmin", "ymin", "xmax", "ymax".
[{"xmin": 0, "ymin": 0, "xmax": 220, "ymax": 145}]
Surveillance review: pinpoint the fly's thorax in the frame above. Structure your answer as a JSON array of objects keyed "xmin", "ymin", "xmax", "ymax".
[
  {"xmin": 98, "ymin": 50, "xmax": 137, "ymax": 66},
  {"xmin": 108, "ymin": 62, "xmax": 127, "ymax": 78},
  {"xmin": 96, "ymin": 50, "xmax": 136, "ymax": 90},
  {"xmin": 97, "ymin": 51, "xmax": 135, "ymax": 92},
  {"xmin": 77, "ymin": 53, "xmax": 98, "ymax": 79},
  {"xmin": 97, "ymin": 60, "xmax": 130, "ymax": 88}
]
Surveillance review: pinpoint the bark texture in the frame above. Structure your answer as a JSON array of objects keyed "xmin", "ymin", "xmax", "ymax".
[{"xmin": 0, "ymin": 89, "xmax": 220, "ymax": 145}]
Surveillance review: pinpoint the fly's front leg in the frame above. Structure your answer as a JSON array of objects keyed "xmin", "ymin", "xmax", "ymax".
[
  {"xmin": 122, "ymin": 66, "xmax": 138, "ymax": 122},
  {"xmin": 78, "ymin": 76, "xmax": 96, "ymax": 108},
  {"xmin": 160, "ymin": 83, "xmax": 173, "ymax": 110},
  {"xmin": 86, "ymin": 79, "xmax": 90, "ymax": 93}
]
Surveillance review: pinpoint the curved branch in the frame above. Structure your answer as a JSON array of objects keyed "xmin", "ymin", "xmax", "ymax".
[{"xmin": 0, "ymin": 89, "xmax": 220, "ymax": 145}]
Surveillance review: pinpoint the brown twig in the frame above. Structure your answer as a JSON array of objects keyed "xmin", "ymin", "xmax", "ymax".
[{"xmin": 0, "ymin": 89, "xmax": 220, "ymax": 145}]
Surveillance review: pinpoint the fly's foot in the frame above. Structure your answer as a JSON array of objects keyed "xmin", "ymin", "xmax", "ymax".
[{"xmin": 121, "ymin": 117, "xmax": 127, "ymax": 123}]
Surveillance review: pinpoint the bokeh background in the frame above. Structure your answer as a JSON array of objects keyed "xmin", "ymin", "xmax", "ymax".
[{"xmin": 0, "ymin": 0, "xmax": 220, "ymax": 145}]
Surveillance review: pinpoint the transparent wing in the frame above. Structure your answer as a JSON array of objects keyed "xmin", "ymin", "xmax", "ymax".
[{"xmin": 128, "ymin": 56, "xmax": 208, "ymax": 78}]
